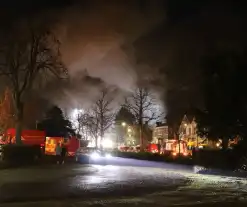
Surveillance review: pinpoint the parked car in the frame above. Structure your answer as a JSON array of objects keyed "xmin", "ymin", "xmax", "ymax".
[{"xmin": 75, "ymin": 147, "xmax": 112, "ymax": 164}]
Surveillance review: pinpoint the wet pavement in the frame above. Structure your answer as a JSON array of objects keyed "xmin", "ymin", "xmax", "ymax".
[{"xmin": 0, "ymin": 157, "xmax": 247, "ymax": 206}]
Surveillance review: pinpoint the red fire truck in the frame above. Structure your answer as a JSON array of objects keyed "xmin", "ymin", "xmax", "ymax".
[
  {"xmin": 0, "ymin": 128, "xmax": 45, "ymax": 146},
  {"xmin": 0, "ymin": 129, "xmax": 80, "ymax": 157},
  {"xmin": 45, "ymin": 136, "xmax": 80, "ymax": 156}
]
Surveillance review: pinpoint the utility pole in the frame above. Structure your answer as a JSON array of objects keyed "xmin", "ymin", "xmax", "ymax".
[
  {"xmin": 178, "ymin": 134, "xmax": 181, "ymax": 155},
  {"xmin": 139, "ymin": 89, "xmax": 143, "ymax": 151},
  {"xmin": 139, "ymin": 123, "xmax": 143, "ymax": 150}
]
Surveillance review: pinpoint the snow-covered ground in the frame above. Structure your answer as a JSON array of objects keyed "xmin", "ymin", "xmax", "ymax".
[{"xmin": 1, "ymin": 158, "xmax": 247, "ymax": 206}]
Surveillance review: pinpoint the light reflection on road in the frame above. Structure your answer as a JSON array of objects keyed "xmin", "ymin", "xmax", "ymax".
[
  {"xmin": 69, "ymin": 160, "xmax": 247, "ymax": 205},
  {"xmin": 1, "ymin": 158, "xmax": 247, "ymax": 205}
]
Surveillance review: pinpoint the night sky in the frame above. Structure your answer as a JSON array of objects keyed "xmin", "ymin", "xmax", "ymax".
[{"xmin": 1, "ymin": 0, "xmax": 247, "ymax": 122}]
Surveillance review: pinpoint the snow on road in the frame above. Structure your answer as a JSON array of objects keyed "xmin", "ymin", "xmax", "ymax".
[
  {"xmin": 89, "ymin": 164, "xmax": 247, "ymax": 202},
  {"xmin": 68, "ymin": 164, "xmax": 247, "ymax": 205},
  {"xmin": 0, "ymin": 158, "xmax": 247, "ymax": 206}
]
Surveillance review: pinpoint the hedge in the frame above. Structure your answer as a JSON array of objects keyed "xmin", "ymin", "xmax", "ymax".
[
  {"xmin": 114, "ymin": 149, "xmax": 243, "ymax": 170},
  {"xmin": 1, "ymin": 145, "xmax": 43, "ymax": 165},
  {"xmin": 115, "ymin": 151, "xmax": 193, "ymax": 165}
]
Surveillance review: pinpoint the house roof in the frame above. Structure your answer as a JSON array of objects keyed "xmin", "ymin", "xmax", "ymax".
[
  {"xmin": 181, "ymin": 114, "xmax": 196, "ymax": 124},
  {"xmin": 155, "ymin": 122, "xmax": 168, "ymax": 127}
]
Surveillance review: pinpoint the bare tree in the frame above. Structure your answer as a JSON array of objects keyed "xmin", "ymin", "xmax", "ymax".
[
  {"xmin": 76, "ymin": 111, "xmax": 94, "ymax": 140},
  {"xmin": 82, "ymin": 88, "xmax": 115, "ymax": 148},
  {"xmin": 0, "ymin": 22, "xmax": 67, "ymax": 144},
  {"xmin": 124, "ymin": 87, "xmax": 163, "ymax": 149},
  {"xmin": 97, "ymin": 89, "xmax": 116, "ymax": 147},
  {"xmin": 87, "ymin": 110, "xmax": 100, "ymax": 147},
  {"xmin": 72, "ymin": 111, "xmax": 82, "ymax": 136}
]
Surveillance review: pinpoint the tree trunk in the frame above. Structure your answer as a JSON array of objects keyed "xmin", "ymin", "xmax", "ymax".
[
  {"xmin": 100, "ymin": 129, "xmax": 104, "ymax": 150},
  {"xmin": 95, "ymin": 137, "xmax": 98, "ymax": 149},
  {"xmin": 100, "ymin": 111, "xmax": 104, "ymax": 150},
  {"xmin": 15, "ymin": 120, "xmax": 22, "ymax": 144},
  {"xmin": 139, "ymin": 90, "xmax": 143, "ymax": 151},
  {"xmin": 15, "ymin": 101, "xmax": 23, "ymax": 145},
  {"xmin": 139, "ymin": 124, "xmax": 143, "ymax": 151},
  {"xmin": 222, "ymin": 137, "xmax": 229, "ymax": 150}
]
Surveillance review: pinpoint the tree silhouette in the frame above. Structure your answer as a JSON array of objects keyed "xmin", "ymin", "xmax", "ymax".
[
  {"xmin": 38, "ymin": 106, "xmax": 75, "ymax": 138},
  {"xmin": 80, "ymin": 88, "xmax": 115, "ymax": 148},
  {"xmin": 115, "ymin": 107, "xmax": 135, "ymax": 125},
  {"xmin": 196, "ymin": 51, "xmax": 247, "ymax": 149},
  {"xmin": 0, "ymin": 20, "xmax": 67, "ymax": 144},
  {"xmin": 76, "ymin": 110, "xmax": 98, "ymax": 142},
  {"xmin": 124, "ymin": 87, "xmax": 163, "ymax": 149}
]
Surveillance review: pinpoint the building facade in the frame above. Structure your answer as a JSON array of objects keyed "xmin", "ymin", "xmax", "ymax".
[
  {"xmin": 179, "ymin": 115, "xmax": 197, "ymax": 141},
  {"xmin": 152, "ymin": 122, "xmax": 169, "ymax": 144},
  {"xmin": 179, "ymin": 115, "xmax": 206, "ymax": 147}
]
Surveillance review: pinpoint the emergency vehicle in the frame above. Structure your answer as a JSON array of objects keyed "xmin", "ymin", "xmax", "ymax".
[
  {"xmin": 45, "ymin": 136, "xmax": 80, "ymax": 156},
  {"xmin": 0, "ymin": 128, "xmax": 45, "ymax": 146},
  {"xmin": 0, "ymin": 128, "xmax": 80, "ymax": 157}
]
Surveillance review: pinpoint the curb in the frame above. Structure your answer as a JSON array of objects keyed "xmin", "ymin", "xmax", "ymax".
[{"xmin": 193, "ymin": 165, "xmax": 247, "ymax": 178}]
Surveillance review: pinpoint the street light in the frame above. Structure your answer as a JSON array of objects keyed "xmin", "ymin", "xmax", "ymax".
[
  {"xmin": 121, "ymin": 122, "xmax": 126, "ymax": 127},
  {"xmin": 127, "ymin": 128, "xmax": 132, "ymax": 133},
  {"xmin": 72, "ymin": 108, "xmax": 83, "ymax": 118}
]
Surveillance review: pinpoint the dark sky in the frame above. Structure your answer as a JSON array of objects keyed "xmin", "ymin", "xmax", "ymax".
[
  {"xmin": 1, "ymin": 0, "xmax": 247, "ymax": 120},
  {"xmin": 135, "ymin": 0, "xmax": 247, "ymax": 121}
]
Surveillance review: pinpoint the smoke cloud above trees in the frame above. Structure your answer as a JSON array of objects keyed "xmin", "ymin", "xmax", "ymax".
[
  {"xmin": 1, "ymin": 0, "xmax": 246, "ymax": 120},
  {"xmin": 41, "ymin": 0, "xmax": 167, "ymax": 108}
]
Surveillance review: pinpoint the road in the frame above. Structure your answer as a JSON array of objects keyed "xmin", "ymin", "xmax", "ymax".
[{"xmin": 0, "ymin": 157, "xmax": 247, "ymax": 207}]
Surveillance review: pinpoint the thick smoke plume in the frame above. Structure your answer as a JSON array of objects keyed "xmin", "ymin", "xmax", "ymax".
[
  {"xmin": 1, "ymin": 1, "xmax": 167, "ymax": 113},
  {"xmin": 51, "ymin": 0, "xmax": 166, "ymax": 107},
  {"xmin": 2, "ymin": 0, "xmax": 246, "ymax": 121}
]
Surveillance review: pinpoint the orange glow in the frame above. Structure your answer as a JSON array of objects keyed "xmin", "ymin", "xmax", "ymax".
[{"xmin": 45, "ymin": 137, "xmax": 64, "ymax": 155}]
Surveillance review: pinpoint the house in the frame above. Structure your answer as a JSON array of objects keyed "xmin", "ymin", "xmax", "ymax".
[
  {"xmin": 179, "ymin": 115, "xmax": 197, "ymax": 141},
  {"xmin": 152, "ymin": 122, "xmax": 169, "ymax": 144},
  {"xmin": 178, "ymin": 115, "xmax": 207, "ymax": 147}
]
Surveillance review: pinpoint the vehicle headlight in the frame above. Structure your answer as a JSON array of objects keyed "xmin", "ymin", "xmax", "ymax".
[
  {"xmin": 90, "ymin": 152, "xmax": 100, "ymax": 159},
  {"xmin": 105, "ymin": 153, "xmax": 112, "ymax": 158}
]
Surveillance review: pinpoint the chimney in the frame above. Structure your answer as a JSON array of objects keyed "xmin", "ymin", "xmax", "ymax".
[{"xmin": 156, "ymin": 122, "xmax": 161, "ymax": 127}]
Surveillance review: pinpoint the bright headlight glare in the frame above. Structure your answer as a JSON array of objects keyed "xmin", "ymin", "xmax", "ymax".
[
  {"xmin": 105, "ymin": 153, "xmax": 112, "ymax": 158},
  {"xmin": 91, "ymin": 152, "xmax": 100, "ymax": 159}
]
